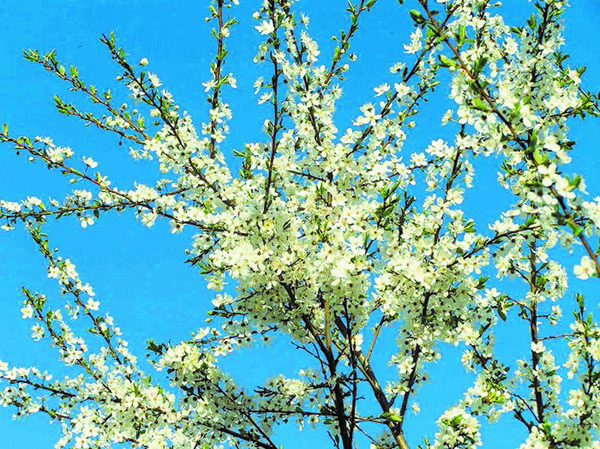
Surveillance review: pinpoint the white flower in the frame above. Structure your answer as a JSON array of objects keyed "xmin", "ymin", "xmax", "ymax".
[
  {"xmin": 85, "ymin": 299, "xmax": 100, "ymax": 311},
  {"xmin": 258, "ymin": 92, "xmax": 273, "ymax": 105},
  {"xmin": 410, "ymin": 152, "xmax": 427, "ymax": 167},
  {"xmin": 394, "ymin": 82, "xmax": 411, "ymax": 98},
  {"xmin": 589, "ymin": 339, "xmax": 600, "ymax": 361},
  {"xmin": 24, "ymin": 196, "xmax": 42, "ymax": 207},
  {"xmin": 255, "ymin": 20, "xmax": 275, "ymax": 35},
  {"xmin": 374, "ymin": 84, "xmax": 390, "ymax": 96},
  {"xmin": 520, "ymin": 105, "xmax": 537, "ymax": 128},
  {"xmin": 82, "ymin": 156, "xmax": 98, "ymax": 168},
  {"xmin": 194, "ymin": 327, "xmax": 211, "ymax": 340},
  {"xmin": 31, "ymin": 324, "xmax": 45, "ymax": 341},
  {"xmin": 574, "ymin": 256, "xmax": 596, "ymax": 280},
  {"xmin": 404, "ymin": 28, "xmax": 423, "ymax": 54},
  {"xmin": 0, "ymin": 200, "xmax": 21, "ymax": 212},
  {"xmin": 567, "ymin": 69, "xmax": 581, "ymax": 84},
  {"xmin": 80, "ymin": 216, "xmax": 95, "ymax": 228},
  {"xmin": 537, "ymin": 163, "xmax": 556, "ymax": 187},
  {"xmin": 390, "ymin": 62, "xmax": 405, "ymax": 73},
  {"xmin": 139, "ymin": 58, "xmax": 149, "ymax": 66},
  {"xmin": 228, "ymin": 74, "xmax": 237, "ymax": 89},
  {"xmin": 555, "ymin": 176, "xmax": 575, "ymax": 199},
  {"xmin": 20, "ymin": 304, "xmax": 34, "ymax": 319},
  {"xmin": 530, "ymin": 341, "xmax": 545, "ymax": 353},
  {"xmin": 202, "ymin": 80, "xmax": 216, "ymax": 92},
  {"xmin": 148, "ymin": 73, "xmax": 161, "ymax": 88},
  {"xmin": 253, "ymin": 76, "xmax": 264, "ymax": 94}
]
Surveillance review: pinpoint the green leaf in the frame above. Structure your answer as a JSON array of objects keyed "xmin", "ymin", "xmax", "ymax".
[
  {"xmin": 541, "ymin": 420, "xmax": 552, "ymax": 435},
  {"xmin": 438, "ymin": 54, "xmax": 455, "ymax": 68},
  {"xmin": 473, "ymin": 57, "xmax": 488, "ymax": 75},
  {"xmin": 450, "ymin": 414, "xmax": 463, "ymax": 426},
  {"xmin": 23, "ymin": 49, "xmax": 40, "ymax": 62},
  {"xmin": 146, "ymin": 339, "xmax": 165, "ymax": 355},
  {"xmin": 533, "ymin": 149, "xmax": 546, "ymax": 165},
  {"xmin": 476, "ymin": 275, "xmax": 489, "ymax": 290},
  {"xmin": 472, "ymin": 98, "xmax": 489, "ymax": 112},
  {"xmin": 528, "ymin": 129, "xmax": 538, "ymax": 152},
  {"xmin": 381, "ymin": 412, "xmax": 403, "ymax": 422},
  {"xmin": 527, "ymin": 13, "xmax": 537, "ymax": 31},
  {"xmin": 567, "ymin": 220, "xmax": 582, "ymax": 237},
  {"xmin": 333, "ymin": 46, "xmax": 341, "ymax": 60},
  {"xmin": 409, "ymin": 10, "xmax": 426, "ymax": 25},
  {"xmin": 464, "ymin": 220, "xmax": 476, "ymax": 233},
  {"xmin": 497, "ymin": 308, "xmax": 507, "ymax": 321},
  {"xmin": 457, "ymin": 25, "xmax": 466, "ymax": 46}
]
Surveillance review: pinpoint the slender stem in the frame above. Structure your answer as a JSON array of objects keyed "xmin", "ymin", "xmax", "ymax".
[
  {"xmin": 263, "ymin": 0, "xmax": 283, "ymax": 214},
  {"xmin": 208, "ymin": 0, "xmax": 225, "ymax": 158},
  {"xmin": 527, "ymin": 242, "xmax": 545, "ymax": 423},
  {"xmin": 335, "ymin": 318, "xmax": 409, "ymax": 449}
]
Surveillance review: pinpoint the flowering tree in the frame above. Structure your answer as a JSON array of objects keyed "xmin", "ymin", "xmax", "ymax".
[{"xmin": 1, "ymin": 0, "xmax": 600, "ymax": 448}]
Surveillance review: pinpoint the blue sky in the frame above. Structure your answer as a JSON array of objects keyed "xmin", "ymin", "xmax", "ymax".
[{"xmin": 0, "ymin": 1, "xmax": 599, "ymax": 448}]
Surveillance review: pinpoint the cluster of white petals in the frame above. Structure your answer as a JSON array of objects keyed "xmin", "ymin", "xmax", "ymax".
[{"xmin": 1, "ymin": 0, "xmax": 599, "ymax": 448}]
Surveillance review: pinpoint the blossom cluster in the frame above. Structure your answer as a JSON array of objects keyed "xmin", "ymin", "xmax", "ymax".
[{"xmin": 1, "ymin": 0, "xmax": 599, "ymax": 448}]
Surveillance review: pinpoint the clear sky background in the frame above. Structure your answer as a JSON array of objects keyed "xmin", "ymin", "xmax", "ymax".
[{"xmin": 0, "ymin": 1, "xmax": 599, "ymax": 448}]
